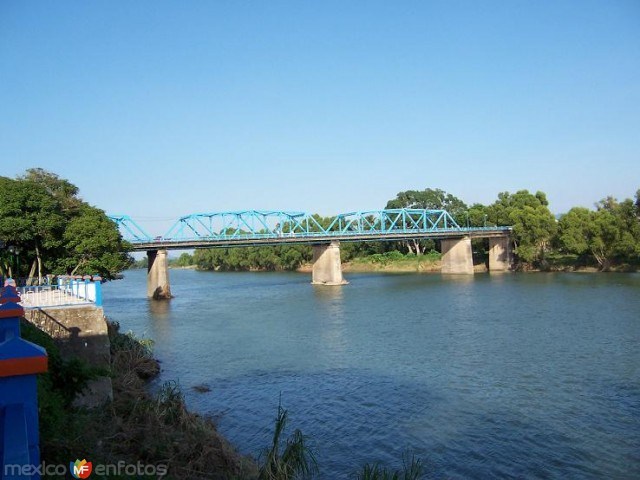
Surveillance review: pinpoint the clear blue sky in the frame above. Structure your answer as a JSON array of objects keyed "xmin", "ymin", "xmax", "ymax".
[{"xmin": 1, "ymin": 1, "xmax": 639, "ymax": 235}]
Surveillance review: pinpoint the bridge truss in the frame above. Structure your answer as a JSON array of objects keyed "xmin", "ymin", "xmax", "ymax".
[
  {"xmin": 107, "ymin": 215, "xmax": 153, "ymax": 242},
  {"xmin": 109, "ymin": 209, "xmax": 512, "ymax": 250}
]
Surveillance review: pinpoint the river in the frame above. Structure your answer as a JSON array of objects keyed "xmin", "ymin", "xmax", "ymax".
[{"xmin": 102, "ymin": 269, "xmax": 640, "ymax": 479}]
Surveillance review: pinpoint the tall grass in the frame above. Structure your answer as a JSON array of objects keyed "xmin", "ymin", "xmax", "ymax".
[
  {"xmin": 258, "ymin": 402, "xmax": 318, "ymax": 480},
  {"xmin": 356, "ymin": 453, "xmax": 424, "ymax": 480}
]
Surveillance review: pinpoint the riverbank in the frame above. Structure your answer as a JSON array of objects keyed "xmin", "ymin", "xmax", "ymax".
[
  {"xmin": 297, "ymin": 257, "xmax": 444, "ymax": 273},
  {"xmin": 22, "ymin": 318, "xmax": 255, "ymax": 479},
  {"xmin": 297, "ymin": 251, "xmax": 477, "ymax": 273},
  {"xmin": 188, "ymin": 251, "xmax": 638, "ymax": 274},
  {"xmin": 129, "ymin": 246, "xmax": 640, "ymax": 274}
]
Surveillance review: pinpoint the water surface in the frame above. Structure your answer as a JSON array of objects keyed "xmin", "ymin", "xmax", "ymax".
[{"xmin": 103, "ymin": 269, "xmax": 640, "ymax": 479}]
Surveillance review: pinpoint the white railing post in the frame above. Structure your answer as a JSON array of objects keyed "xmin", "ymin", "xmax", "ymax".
[{"xmin": 17, "ymin": 278, "xmax": 100, "ymax": 309}]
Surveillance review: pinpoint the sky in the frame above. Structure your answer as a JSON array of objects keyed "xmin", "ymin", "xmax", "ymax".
[{"xmin": 1, "ymin": 1, "xmax": 639, "ymax": 236}]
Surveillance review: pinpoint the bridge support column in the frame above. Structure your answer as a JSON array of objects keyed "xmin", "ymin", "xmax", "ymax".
[
  {"xmin": 489, "ymin": 236, "xmax": 513, "ymax": 272},
  {"xmin": 441, "ymin": 237, "xmax": 474, "ymax": 275},
  {"xmin": 312, "ymin": 241, "xmax": 347, "ymax": 286},
  {"xmin": 147, "ymin": 249, "xmax": 172, "ymax": 299}
]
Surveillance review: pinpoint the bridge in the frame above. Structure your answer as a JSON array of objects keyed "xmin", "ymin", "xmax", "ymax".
[{"xmin": 109, "ymin": 209, "xmax": 513, "ymax": 298}]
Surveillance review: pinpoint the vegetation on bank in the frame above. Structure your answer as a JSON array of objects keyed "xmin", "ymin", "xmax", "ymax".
[
  {"xmin": 0, "ymin": 169, "xmax": 132, "ymax": 280},
  {"xmin": 132, "ymin": 252, "xmax": 195, "ymax": 270},
  {"xmin": 341, "ymin": 251, "xmax": 442, "ymax": 273},
  {"xmin": 189, "ymin": 188, "xmax": 640, "ymax": 273},
  {"xmin": 357, "ymin": 456, "xmax": 423, "ymax": 480},
  {"xmin": 21, "ymin": 319, "xmax": 253, "ymax": 479}
]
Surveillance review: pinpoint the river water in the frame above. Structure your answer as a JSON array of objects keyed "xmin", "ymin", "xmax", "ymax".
[{"xmin": 102, "ymin": 269, "xmax": 640, "ymax": 479}]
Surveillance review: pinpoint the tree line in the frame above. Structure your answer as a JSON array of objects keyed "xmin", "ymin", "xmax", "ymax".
[
  {"xmin": 193, "ymin": 187, "xmax": 640, "ymax": 272},
  {"xmin": 1, "ymin": 169, "xmax": 637, "ymax": 278},
  {"xmin": 0, "ymin": 169, "xmax": 132, "ymax": 281}
]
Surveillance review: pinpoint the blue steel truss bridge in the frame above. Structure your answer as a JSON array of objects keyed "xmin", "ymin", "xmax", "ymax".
[
  {"xmin": 108, "ymin": 209, "xmax": 513, "ymax": 297},
  {"xmin": 109, "ymin": 209, "xmax": 511, "ymax": 251}
]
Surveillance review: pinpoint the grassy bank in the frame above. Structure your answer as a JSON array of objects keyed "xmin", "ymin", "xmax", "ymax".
[
  {"xmin": 21, "ymin": 319, "xmax": 253, "ymax": 479},
  {"xmin": 345, "ymin": 251, "xmax": 442, "ymax": 272},
  {"xmin": 296, "ymin": 251, "xmax": 444, "ymax": 273}
]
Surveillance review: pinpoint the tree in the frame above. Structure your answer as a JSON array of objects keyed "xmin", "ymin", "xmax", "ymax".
[
  {"xmin": 467, "ymin": 203, "xmax": 490, "ymax": 227},
  {"xmin": 385, "ymin": 188, "xmax": 468, "ymax": 255},
  {"xmin": 172, "ymin": 252, "xmax": 194, "ymax": 267},
  {"xmin": 485, "ymin": 190, "xmax": 556, "ymax": 265},
  {"xmin": 19, "ymin": 168, "xmax": 80, "ymax": 209},
  {"xmin": 0, "ymin": 176, "xmax": 65, "ymax": 282},
  {"xmin": 557, "ymin": 194, "xmax": 640, "ymax": 270},
  {"xmin": 590, "ymin": 196, "xmax": 640, "ymax": 269},
  {"xmin": 557, "ymin": 207, "xmax": 591, "ymax": 256},
  {"xmin": 193, "ymin": 244, "xmax": 312, "ymax": 272},
  {"xmin": 58, "ymin": 206, "xmax": 132, "ymax": 279},
  {"xmin": 386, "ymin": 188, "xmax": 468, "ymax": 217},
  {"xmin": 0, "ymin": 170, "xmax": 132, "ymax": 282}
]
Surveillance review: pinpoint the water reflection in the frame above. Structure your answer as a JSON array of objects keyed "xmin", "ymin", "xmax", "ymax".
[
  {"xmin": 147, "ymin": 299, "xmax": 174, "ymax": 346},
  {"xmin": 312, "ymin": 284, "xmax": 345, "ymax": 303},
  {"xmin": 440, "ymin": 274, "xmax": 476, "ymax": 284},
  {"xmin": 148, "ymin": 299, "xmax": 171, "ymax": 317},
  {"xmin": 313, "ymin": 286, "xmax": 347, "ymax": 363}
]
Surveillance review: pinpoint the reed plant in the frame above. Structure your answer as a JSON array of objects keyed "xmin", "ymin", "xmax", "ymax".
[
  {"xmin": 356, "ymin": 453, "xmax": 423, "ymax": 480},
  {"xmin": 258, "ymin": 402, "xmax": 318, "ymax": 480}
]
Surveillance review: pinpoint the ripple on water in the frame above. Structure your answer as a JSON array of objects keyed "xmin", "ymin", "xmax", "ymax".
[{"xmin": 103, "ymin": 270, "xmax": 640, "ymax": 479}]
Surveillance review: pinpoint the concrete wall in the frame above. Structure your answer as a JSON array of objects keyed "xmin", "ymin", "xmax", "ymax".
[
  {"xmin": 24, "ymin": 306, "xmax": 112, "ymax": 407},
  {"xmin": 312, "ymin": 241, "xmax": 348, "ymax": 285},
  {"xmin": 489, "ymin": 236, "xmax": 513, "ymax": 272},
  {"xmin": 147, "ymin": 249, "xmax": 172, "ymax": 299},
  {"xmin": 441, "ymin": 237, "xmax": 474, "ymax": 274}
]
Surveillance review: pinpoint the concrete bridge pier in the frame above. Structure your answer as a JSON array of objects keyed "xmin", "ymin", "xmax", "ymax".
[
  {"xmin": 441, "ymin": 237, "xmax": 474, "ymax": 274},
  {"xmin": 489, "ymin": 236, "xmax": 513, "ymax": 272},
  {"xmin": 312, "ymin": 241, "xmax": 348, "ymax": 285},
  {"xmin": 147, "ymin": 249, "xmax": 172, "ymax": 299}
]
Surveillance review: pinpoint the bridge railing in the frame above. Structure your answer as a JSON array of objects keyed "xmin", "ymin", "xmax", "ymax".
[{"xmin": 16, "ymin": 278, "xmax": 102, "ymax": 309}]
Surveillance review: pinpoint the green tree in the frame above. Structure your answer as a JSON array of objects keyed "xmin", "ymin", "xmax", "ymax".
[
  {"xmin": 0, "ymin": 170, "xmax": 132, "ymax": 281},
  {"xmin": 467, "ymin": 203, "xmax": 491, "ymax": 227},
  {"xmin": 590, "ymin": 197, "xmax": 640, "ymax": 269},
  {"xmin": 171, "ymin": 252, "xmax": 194, "ymax": 267},
  {"xmin": 557, "ymin": 207, "xmax": 591, "ymax": 256},
  {"xmin": 386, "ymin": 188, "xmax": 468, "ymax": 216},
  {"xmin": 340, "ymin": 241, "xmax": 387, "ymax": 262},
  {"xmin": 19, "ymin": 168, "xmax": 82, "ymax": 214},
  {"xmin": 193, "ymin": 244, "xmax": 313, "ymax": 272},
  {"xmin": 385, "ymin": 188, "xmax": 467, "ymax": 255},
  {"xmin": 0, "ymin": 176, "xmax": 65, "ymax": 281},
  {"xmin": 57, "ymin": 205, "xmax": 132, "ymax": 279},
  {"xmin": 557, "ymin": 193, "xmax": 640, "ymax": 270},
  {"xmin": 485, "ymin": 190, "xmax": 556, "ymax": 265}
]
